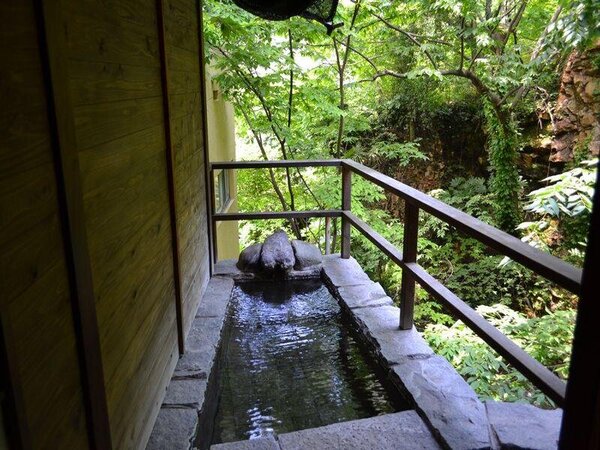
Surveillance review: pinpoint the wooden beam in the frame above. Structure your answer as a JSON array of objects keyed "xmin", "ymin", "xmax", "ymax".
[
  {"xmin": 343, "ymin": 159, "xmax": 582, "ymax": 294},
  {"xmin": 344, "ymin": 212, "xmax": 404, "ymax": 264},
  {"xmin": 214, "ymin": 210, "xmax": 342, "ymax": 221},
  {"xmin": 325, "ymin": 217, "xmax": 331, "ymax": 255},
  {"xmin": 211, "ymin": 159, "xmax": 343, "ymax": 170},
  {"xmin": 209, "ymin": 168, "xmax": 218, "ymax": 263},
  {"xmin": 197, "ymin": 0, "xmax": 215, "ymax": 275},
  {"xmin": 35, "ymin": 0, "xmax": 112, "ymax": 448},
  {"xmin": 559, "ymin": 167, "xmax": 600, "ymax": 449},
  {"xmin": 156, "ymin": 0, "xmax": 185, "ymax": 355}
]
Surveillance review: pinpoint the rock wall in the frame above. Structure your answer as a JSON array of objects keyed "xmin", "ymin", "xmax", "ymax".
[{"xmin": 551, "ymin": 41, "xmax": 600, "ymax": 162}]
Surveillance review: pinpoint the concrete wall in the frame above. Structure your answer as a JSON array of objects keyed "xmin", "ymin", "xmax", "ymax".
[{"xmin": 206, "ymin": 71, "xmax": 240, "ymax": 260}]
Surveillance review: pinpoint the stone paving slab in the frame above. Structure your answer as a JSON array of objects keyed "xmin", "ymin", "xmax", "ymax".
[
  {"xmin": 486, "ymin": 401, "xmax": 562, "ymax": 450},
  {"xmin": 211, "ymin": 436, "xmax": 280, "ymax": 450},
  {"xmin": 147, "ymin": 276, "xmax": 235, "ymax": 450},
  {"xmin": 163, "ymin": 379, "xmax": 208, "ymax": 408},
  {"xmin": 392, "ymin": 355, "xmax": 491, "ymax": 450},
  {"xmin": 147, "ymin": 407, "xmax": 198, "ymax": 450},
  {"xmin": 196, "ymin": 277, "xmax": 234, "ymax": 319},
  {"xmin": 322, "ymin": 255, "xmax": 372, "ymax": 287},
  {"xmin": 336, "ymin": 282, "xmax": 393, "ymax": 309},
  {"xmin": 186, "ymin": 317, "xmax": 225, "ymax": 354},
  {"xmin": 351, "ymin": 305, "xmax": 434, "ymax": 365},
  {"xmin": 214, "ymin": 259, "xmax": 242, "ymax": 277},
  {"xmin": 323, "ymin": 255, "xmax": 490, "ymax": 450},
  {"xmin": 277, "ymin": 411, "xmax": 442, "ymax": 450}
]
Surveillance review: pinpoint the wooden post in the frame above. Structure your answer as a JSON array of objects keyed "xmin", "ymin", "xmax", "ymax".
[
  {"xmin": 341, "ymin": 165, "xmax": 352, "ymax": 259},
  {"xmin": 197, "ymin": 0, "xmax": 215, "ymax": 276},
  {"xmin": 209, "ymin": 167, "xmax": 218, "ymax": 264},
  {"xmin": 400, "ymin": 201, "xmax": 418, "ymax": 330},
  {"xmin": 157, "ymin": 0, "xmax": 185, "ymax": 355},
  {"xmin": 324, "ymin": 217, "xmax": 331, "ymax": 255},
  {"xmin": 559, "ymin": 168, "xmax": 600, "ymax": 449}
]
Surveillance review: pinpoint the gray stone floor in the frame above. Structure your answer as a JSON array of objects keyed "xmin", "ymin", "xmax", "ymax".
[{"xmin": 146, "ymin": 255, "xmax": 562, "ymax": 450}]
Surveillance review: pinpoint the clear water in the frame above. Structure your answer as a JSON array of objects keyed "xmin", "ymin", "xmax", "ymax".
[{"xmin": 209, "ymin": 280, "xmax": 408, "ymax": 445}]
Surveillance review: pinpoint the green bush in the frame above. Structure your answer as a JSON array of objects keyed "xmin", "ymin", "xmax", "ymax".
[{"xmin": 423, "ymin": 304, "xmax": 576, "ymax": 408}]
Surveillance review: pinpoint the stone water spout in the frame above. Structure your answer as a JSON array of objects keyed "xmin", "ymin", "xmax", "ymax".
[{"xmin": 236, "ymin": 230, "xmax": 323, "ymax": 278}]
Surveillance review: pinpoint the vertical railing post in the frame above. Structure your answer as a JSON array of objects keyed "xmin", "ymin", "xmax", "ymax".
[
  {"xmin": 341, "ymin": 164, "xmax": 352, "ymax": 259},
  {"xmin": 400, "ymin": 201, "xmax": 419, "ymax": 329},
  {"xmin": 324, "ymin": 216, "xmax": 331, "ymax": 255},
  {"xmin": 209, "ymin": 167, "xmax": 218, "ymax": 264}
]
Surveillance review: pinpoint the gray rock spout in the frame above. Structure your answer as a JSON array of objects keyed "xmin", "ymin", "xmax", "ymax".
[
  {"xmin": 236, "ymin": 230, "xmax": 323, "ymax": 278},
  {"xmin": 260, "ymin": 230, "xmax": 295, "ymax": 274}
]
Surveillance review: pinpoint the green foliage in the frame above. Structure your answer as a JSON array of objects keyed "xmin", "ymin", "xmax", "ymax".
[
  {"xmin": 483, "ymin": 102, "xmax": 522, "ymax": 233},
  {"xmin": 424, "ymin": 304, "xmax": 576, "ymax": 407},
  {"xmin": 370, "ymin": 140, "xmax": 429, "ymax": 166},
  {"xmin": 512, "ymin": 159, "xmax": 597, "ymax": 265},
  {"xmin": 205, "ymin": 0, "xmax": 590, "ymax": 411},
  {"xmin": 423, "ymin": 177, "xmax": 497, "ymax": 239},
  {"xmin": 526, "ymin": 159, "xmax": 596, "ymax": 217}
]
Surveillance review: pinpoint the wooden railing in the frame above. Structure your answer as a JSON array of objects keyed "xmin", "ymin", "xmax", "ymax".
[{"xmin": 209, "ymin": 159, "xmax": 583, "ymax": 406}]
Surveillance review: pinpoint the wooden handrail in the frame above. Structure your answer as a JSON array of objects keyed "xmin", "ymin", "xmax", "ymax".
[
  {"xmin": 342, "ymin": 159, "xmax": 582, "ymax": 295},
  {"xmin": 208, "ymin": 158, "xmax": 583, "ymax": 405}
]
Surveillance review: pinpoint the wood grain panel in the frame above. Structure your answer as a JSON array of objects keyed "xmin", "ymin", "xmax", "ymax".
[
  {"xmin": 74, "ymin": 97, "xmax": 164, "ymax": 151},
  {"xmin": 69, "ymin": 60, "xmax": 162, "ymax": 106},
  {"xmin": 0, "ymin": 1, "xmax": 91, "ymax": 448},
  {"xmin": 163, "ymin": 0, "xmax": 210, "ymax": 339},
  {"xmin": 0, "ymin": 113, "xmax": 53, "ymax": 179},
  {"xmin": 163, "ymin": 0, "xmax": 198, "ymax": 53},
  {"xmin": 65, "ymin": 4, "xmax": 160, "ymax": 67},
  {"xmin": 64, "ymin": 0, "xmax": 181, "ymax": 447},
  {"xmin": 168, "ymin": 92, "xmax": 202, "ymax": 120}
]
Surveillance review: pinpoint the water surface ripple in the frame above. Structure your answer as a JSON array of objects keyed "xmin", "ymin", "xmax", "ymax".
[{"xmin": 210, "ymin": 280, "xmax": 407, "ymax": 445}]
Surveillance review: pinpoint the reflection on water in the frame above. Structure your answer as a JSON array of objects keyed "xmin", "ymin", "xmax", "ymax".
[{"xmin": 210, "ymin": 280, "xmax": 408, "ymax": 445}]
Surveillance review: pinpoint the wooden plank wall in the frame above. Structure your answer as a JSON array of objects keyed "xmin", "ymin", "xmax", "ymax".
[
  {"xmin": 64, "ymin": 0, "xmax": 179, "ymax": 447},
  {"xmin": 0, "ymin": 2, "xmax": 89, "ymax": 448},
  {"xmin": 163, "ymin": 0, "xmax": 211, "ymax": 340},
  {"xmin": 1, "ymin": 0, "xmax": 211, "ymax": 448}
]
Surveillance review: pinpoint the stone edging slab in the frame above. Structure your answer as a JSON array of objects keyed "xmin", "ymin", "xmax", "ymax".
[
  {"xmin": 146, "ymin": 276, "xmax": 235, "ymax": 450},
  {"xmin": 321, "ymin": 255, "xmax": 561, "ymax": 450},
  {"xmin": 210, "ymin": 411, "xmax": 441, "ymax": 450}
]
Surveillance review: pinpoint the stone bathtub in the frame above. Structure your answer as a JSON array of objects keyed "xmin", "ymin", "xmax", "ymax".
[{"xmin": 147, "ymin": 255, "xmax": 562, "ymax": 450}]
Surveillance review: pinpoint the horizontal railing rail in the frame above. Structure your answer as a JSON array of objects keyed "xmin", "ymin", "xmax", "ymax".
[
  {"xmin": 213, "ymin": 210, "xmax": 342, "ymax": 221},
  {"xmin": 211, "ymin": 159, "xmax": 343, "ymax": 169},
  {"xmin": 209, "ymin": 158, "xmax": 583, "ymax": 406},
  {"xmin": 343, "ymin": 160, "xmax": 582, "ymax": 295}
]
